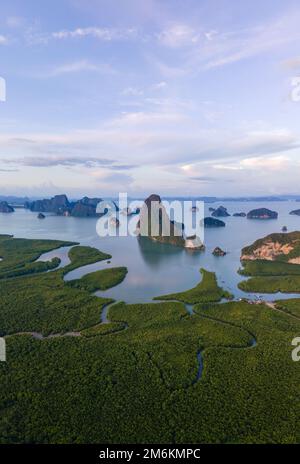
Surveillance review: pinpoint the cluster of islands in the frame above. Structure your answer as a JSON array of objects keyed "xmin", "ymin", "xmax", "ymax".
[
  {"xmin": 1, "ymin": 193, "xmax": 300, "ymax": 259},
  {"xmin": 0, "ymin": 193, "xmax": 299, "ymax": 444}
]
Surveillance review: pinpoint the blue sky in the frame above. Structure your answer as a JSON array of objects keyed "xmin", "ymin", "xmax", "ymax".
[{"xmin": 0, "ymin": 0, "xmax": 300, "ymax": 197}]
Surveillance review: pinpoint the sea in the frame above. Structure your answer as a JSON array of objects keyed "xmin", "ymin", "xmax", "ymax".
[{"xmin": 0, "ymin": 200, "xmax": 300, "ymax": 303}]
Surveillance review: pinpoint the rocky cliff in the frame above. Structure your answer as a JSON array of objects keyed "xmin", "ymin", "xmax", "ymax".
[
  {"xmin": 211, "ymin": 205, "xmax": 230, "ymax": 217},
  {"xmin": 241, "ymin": 232, "xmax": 300, "ymax": 263},
  {"xmin": 26, "ymin": 194, "xmax": 103, "ymax": 217},
  {"xmin": 136, "ymin": 194, "xmax": 186, "ymax": 247}
]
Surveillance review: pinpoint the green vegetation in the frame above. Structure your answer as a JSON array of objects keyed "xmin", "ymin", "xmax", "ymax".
[
  {"xmin": 239, "ymin": 274, "xmax": 300, "ymax": 293},
  {"xmin": 239, "ymin": 233, "xmax": 300, "ymax": 293},
  {"xmin": 0, "ymin": 297, "xmax": 299, "ymax": 443},
  {"xmin": 273, "ymin": 299, "xmax": 300, "ymax": 319},
  {"xmin": 0, "ymin": 234, "xmax": 76, "ymax": 276},
  {"xmin": 239, "ymin": 259, "xmax": 300, "ymax": 276},
  {"xmin": 81, "ymin": 322, "xmax": 126, "ymax": 337},
  {"xmin": 154, "ymin": 268, "xmax": 233, "ymax": 304},
  {"xmin": 67, "ymin": 267, "xmax": 127, "ymax": 292},
  {"xmin": 0, "ymin": 257, "xmax": 61, "ymax": 280},
  {"xmin": 0, "ymin": 236, "xmax": 299, "ymax": 444},
  {"xmin": 65, "ymin": 246, "xmax": 111, "ymax": 272},
  {"xmin": 0, "ymin": 239, "xmax": 116, "ymax": 336}
]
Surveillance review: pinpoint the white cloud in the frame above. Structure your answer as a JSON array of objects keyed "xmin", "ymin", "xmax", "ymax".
[
  {"xmin": 213, "ymin": 164, "xmax": 243, "ymax": 171},
  {"xmin": 158, "ymin": 23, "xmax": 200, "ymax": 48},
  {"xmin": 52, "ymin": 27, "xmax": 137, "ymax": 41},
  {"xmin": 0, "ymin": 35, "xmax": 8, "ymax": 45},
  {"xmin": 42, "ymin": 60, "xmax": 116, "ymax": 77},
  {"xmin": 240, "ymin": 155, "xmax": 290, "ymax": 170},
  {"xmin": 121, "ymin": 87, "xmax": 144, "ymax": 96},
  {"xmin": 6, "ymin": 16, "xmax": 24, "ymax": 28},
  {"xmin": 153, "ymin": 81, "xmax": 167, "ymax": 89}
]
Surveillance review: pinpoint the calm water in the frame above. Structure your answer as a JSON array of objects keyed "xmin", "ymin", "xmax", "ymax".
[{"xmin": 1, "ymin": 201, "xmax": 300, "ymax": 303}]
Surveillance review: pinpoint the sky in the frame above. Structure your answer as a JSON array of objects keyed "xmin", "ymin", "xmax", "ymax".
[{"xmin": 0, "ymin": 0, "xmax": 300, "ymax": 198}]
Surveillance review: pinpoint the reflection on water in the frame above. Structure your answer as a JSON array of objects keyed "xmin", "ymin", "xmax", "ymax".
[
  {"xmin": 1, "ymin": 201, "xmax": 300, "ymax": 303},
  {"xmin": 137, "ymin": 236, "xmax": 185, "ymax": 268}
]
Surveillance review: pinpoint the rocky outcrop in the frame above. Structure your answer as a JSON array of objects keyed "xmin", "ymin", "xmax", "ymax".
[
  {"xmin": 185, "ymin": 235, "xmax": 205, "ymax": 251},
  {"xmin": 202, "ymin": 217, "xmax": 225, "ymax": 228},
  {"xmin": 26, "ymin": 194, "xmax": 104, "ymax": 217},
  {"xmin": 290, "ymin": 209, "xmax": 300, "ymax": 216},
  {"xmin": 233, "ymin": 212, "xmax": 246, "ymax": 217},
  {"xmin": 0, "ymin": 201, "xmax": 14, "ymax": 213},
  {"xmin": 241, "ymin": 232, "xmax": 300, "ymax": 263},
  {"xmin": 71, "ymin": 197, "xmax": 102, "ymax": 217},
  {"xmin": 27, "ymin": 194, "xmax": 70, "ymax": 215},
  {"xmin": 137, "ymin": 194, "xmax": 185, "ymax": 247},
  {"xmin": 211, "ymin": 206, "xmax": 230, "ymax": 217},
  {"xmin": 212, "ymin": 247, "xmax": 226, "ymax": 256},
  {"xmin": 247, "ymin": 208, "xmax": 278, "ymax": 219}
]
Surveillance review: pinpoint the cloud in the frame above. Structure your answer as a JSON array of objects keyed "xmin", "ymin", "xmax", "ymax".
[
  {"xmin": 101, "ymin": 172, "xmax": 133, "ymax": 184},
  {"xmin": 152, "ymin": 9, "xmax": 300, "ymax": 75},
  {"xmin": 108, "ymin": 164, "xmax": 137, "ymax": 170},
  {"xmin": 149, "ymin": 57, "xmax": 188, "ymax": 77},
  {"xmin": 213, "ymin": 164, "xmax": 243, "ymax": 171},
  {"xmin": 4, "ymin": 154, "xmax": 138, "ymax": 172},
  {"xmin": 0, "ymin": 124, "xmax": 298, "ymax": 174},
  {"xmin": 282, "ymin": 57, "xmax": 300, "ymax": 70},
  {"xmin": 240, "ymin": 155, "xmax": 290, "ymax": 170},
  {"xmin": 106, "ymin": 110, "xmax": 187, "ymax": 128},
  {"xmin": 213, "ymin": 155, "xmax": 292, "ymax": 172},
  {"xmin": 6, "ymin": 156, "xmax": 114, "ymax": 168},
  {"xmin": 153, "ymin": 81, "xmax": 167, "ymax": 90},
  {"xmin": 0, "ymin": 35, "xmax": 8, "ymax": 45},
  {"xmin": 6, "ymin": 16, "xmax": 25, "ymax": 28},
  {"xmin": 52, "ymin": 27, "xmax": 137, "ymax": 41},
  {"xmin": 190, "ymin": 176, "xmax": 228, "ymax": 183},
  {"xmin": 41, "ymin": 60, "xmax": 116, "ymax": 77},
  {"xmin": 121, "ymin": 87, "xmax": 143, "ymax": 96},
  {"xmin": 158, "ymin": 23, "xmax": 200, "ymax": 48}
]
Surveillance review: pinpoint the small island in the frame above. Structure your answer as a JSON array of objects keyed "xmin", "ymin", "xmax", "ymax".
[
  {"xmin": 137, "ymin": 194, "xmax": 204, "ymax": 249},
  {"xmin": 289, "ymin": 209, "xmax": 300, "ymax": 216},
  {"xmin": 25, "ymin": 194, "xmax": 115, "ymax": 218},
  {"xmin": 233, "ymin": 212, "xmax": 246, "ymax": 217},
  {"xmin": 247, "ymin": 208, "xmax": 278, "ymax": 220},
  {"xmin": 211, "ymin": 205, "xmax": 230, "ymax": 217},
  {"xmin": 202, "ymin": 217, "xmax": 226, "ymax": 228},
  {"xmin": 212, "ymin": 247, "xmax": 227, "ymax": 256}
]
